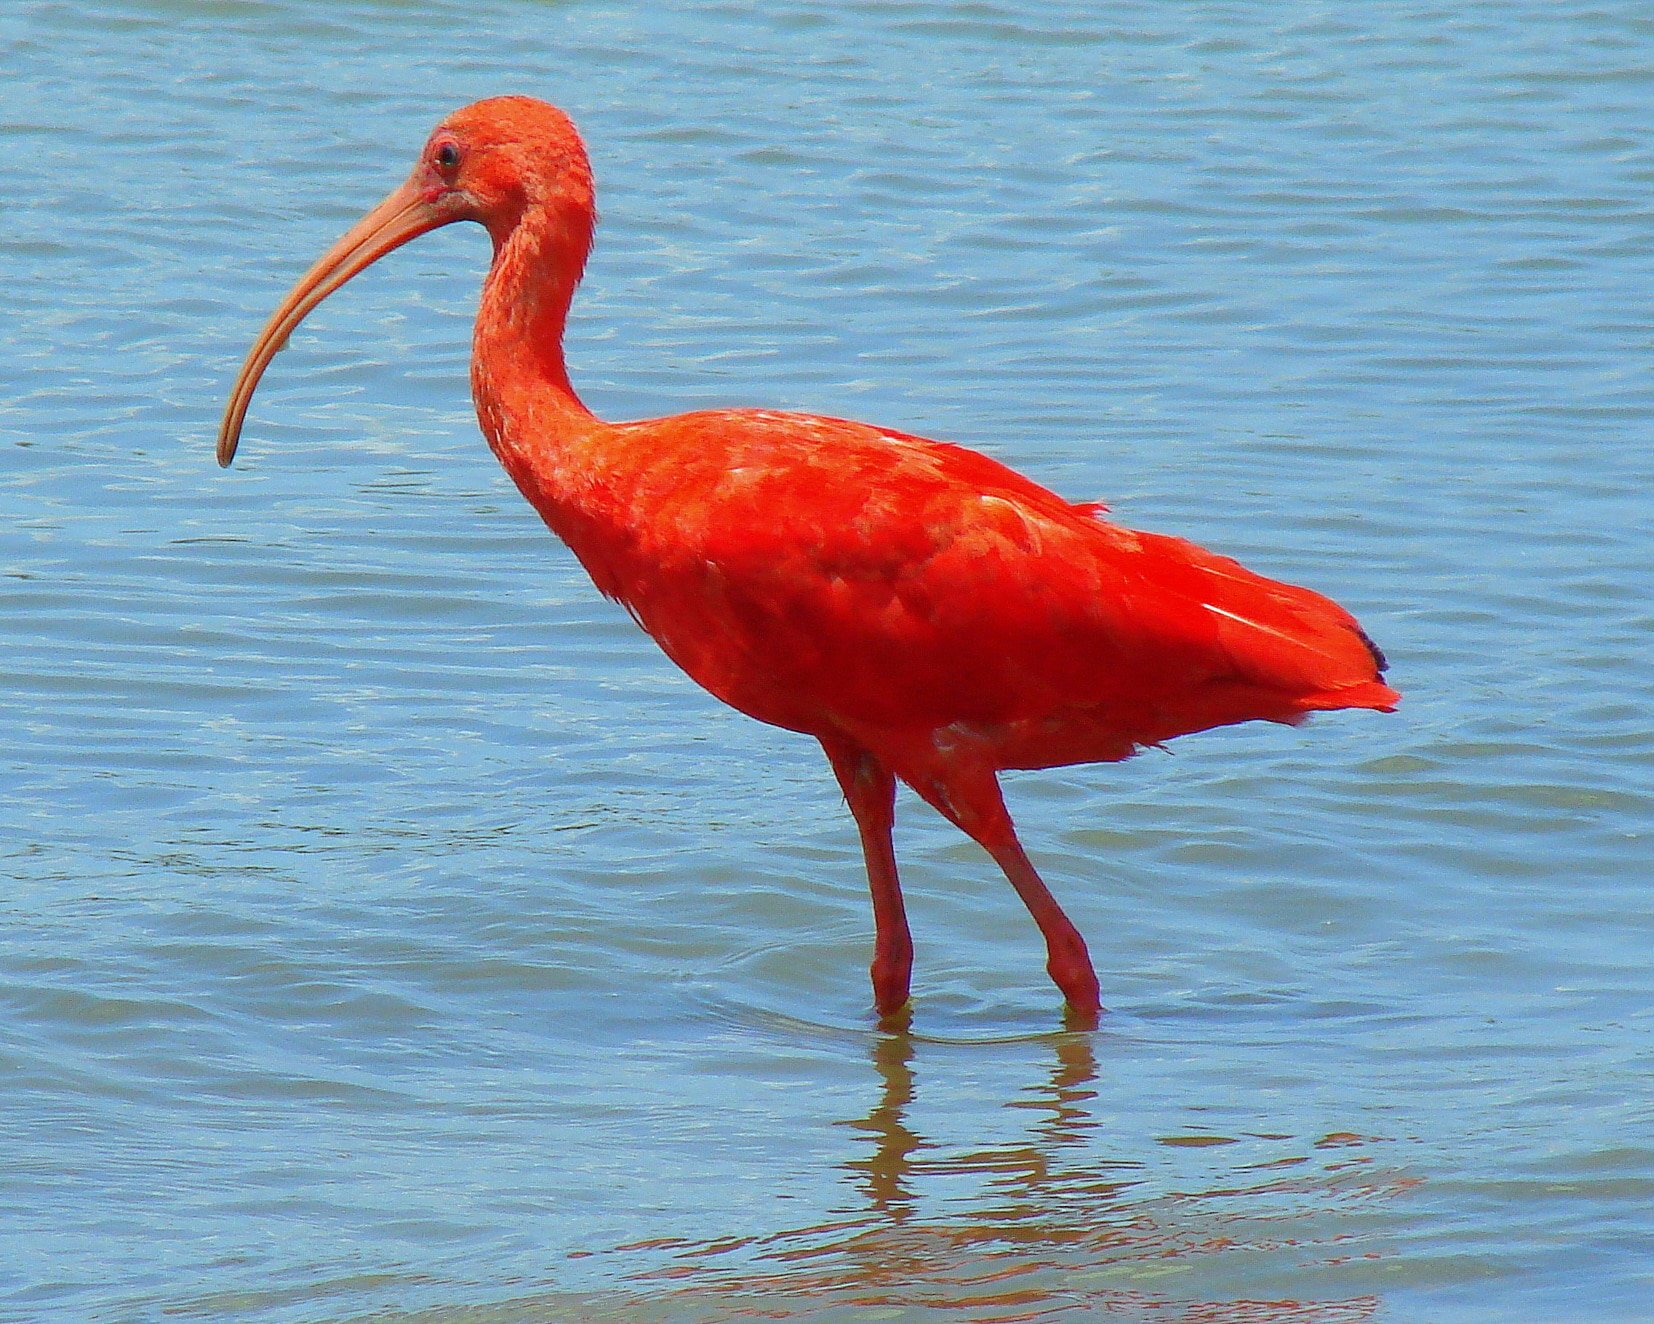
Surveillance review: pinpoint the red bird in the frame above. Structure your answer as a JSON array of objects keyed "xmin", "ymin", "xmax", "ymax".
[{"xmin": 219, "ymin": 97, "xmax": 1397, "ymax": 1025}]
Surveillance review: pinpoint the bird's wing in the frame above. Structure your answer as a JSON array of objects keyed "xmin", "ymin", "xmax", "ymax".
[{"xmin": 603, "ymin": 410, "xmax": 1391, "ymax": 736}]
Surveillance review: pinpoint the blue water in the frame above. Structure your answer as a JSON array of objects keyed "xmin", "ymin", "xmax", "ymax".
[{"xmin": 2, "ymin": 1, "xmax": 1650, "ymax": 1319}]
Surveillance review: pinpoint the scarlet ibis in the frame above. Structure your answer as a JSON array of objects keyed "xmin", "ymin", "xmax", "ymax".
[{"xmin": 218, "ymin": 97, "xmax": 1397, "ymax": 1024}]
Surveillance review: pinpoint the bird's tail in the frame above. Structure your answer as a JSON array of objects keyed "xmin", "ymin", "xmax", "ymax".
[{"xmin": 1130, "ymin": 529, "xmax": 1398, "ymax": 715}]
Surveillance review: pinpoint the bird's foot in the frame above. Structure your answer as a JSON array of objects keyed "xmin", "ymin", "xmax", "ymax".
[{"xmin": 1049, "ymin": 952, "xmax": 1104, "ymax": 1030}]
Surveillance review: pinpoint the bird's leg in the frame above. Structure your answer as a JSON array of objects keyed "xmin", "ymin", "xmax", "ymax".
[
  {"xmin": 822, "ymin": 739, "xmax": 912, "ymax": 1021},
  {"xmin": 990, "ymin": 827, "xmax": 1103, "ymax": 1025},
  {"xmin": 911, "ymin": 768, "xmax": 1103, "ymax": 1023}
]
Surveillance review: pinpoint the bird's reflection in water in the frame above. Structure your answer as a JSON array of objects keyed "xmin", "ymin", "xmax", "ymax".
[
  {"xmin": 840, "ymin": 1028, "xmax": 924, "ymax": 1222},
  {"xmin": 628, "ymin": 1027, "xmax": 1403, "ymax": 1323},
  {"xmin": 843, "ymin": 1025, "xmax": 1115, "ymax": 1233}
]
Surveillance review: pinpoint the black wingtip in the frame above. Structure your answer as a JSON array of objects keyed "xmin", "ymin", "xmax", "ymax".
[{"xmin": 1356, "ymin": 626, "xmax": 1389, "ymax": 675}]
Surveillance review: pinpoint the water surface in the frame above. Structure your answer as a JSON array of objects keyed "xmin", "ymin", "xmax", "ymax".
[{"xmin": 1, "ymin": 1, "xmax": 1650, "ymax": 1320}]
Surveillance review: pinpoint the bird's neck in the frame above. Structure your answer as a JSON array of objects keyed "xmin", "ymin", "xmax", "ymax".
[{"xmin": 471, "ymin": 206, "xmax": 599, "ymax": 487}]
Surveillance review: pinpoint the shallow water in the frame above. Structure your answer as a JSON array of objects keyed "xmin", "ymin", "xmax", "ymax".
[{"xmin": 2, "ymin": 1, "xmax": 1651, "ymax": 1319}]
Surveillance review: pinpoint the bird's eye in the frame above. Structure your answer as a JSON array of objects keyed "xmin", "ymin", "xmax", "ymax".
[{"xmin": 434, "ymin": 141, "xmax": 461, "ymax": 173}]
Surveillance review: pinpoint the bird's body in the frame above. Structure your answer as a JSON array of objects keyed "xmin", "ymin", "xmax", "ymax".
[
  {"xmin": 220, "ymin": 97, "xmax": 1397, "ymax": 1024},
  {"xmin": 489, "ymin": 400, "xmax": 1389, "ymax": 767}
]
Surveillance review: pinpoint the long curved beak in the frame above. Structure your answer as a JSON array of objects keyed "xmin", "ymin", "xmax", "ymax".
[{"xmin": 217, "ymin": 177, "xmax": 450, "ymax": 468}]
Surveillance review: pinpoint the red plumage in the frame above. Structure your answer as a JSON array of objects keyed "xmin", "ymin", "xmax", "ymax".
[{"xmin": 219, "ymin": 97, "xmax": 1397, "ymax": 1024}]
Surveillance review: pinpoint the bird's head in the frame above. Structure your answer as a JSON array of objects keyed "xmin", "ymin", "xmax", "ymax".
[
  {"xmin": 216, "ymin": 96, "xmax": 594, "ymax": 468},
  {"xmin": 418, "ymin": 97, "xmax": 595, "ymax": 248}
]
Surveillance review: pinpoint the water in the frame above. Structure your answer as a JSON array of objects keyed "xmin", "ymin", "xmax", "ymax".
[{"xmin": 2, "ymin": 0, "xmax": 1650, "ymax": 1318}]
